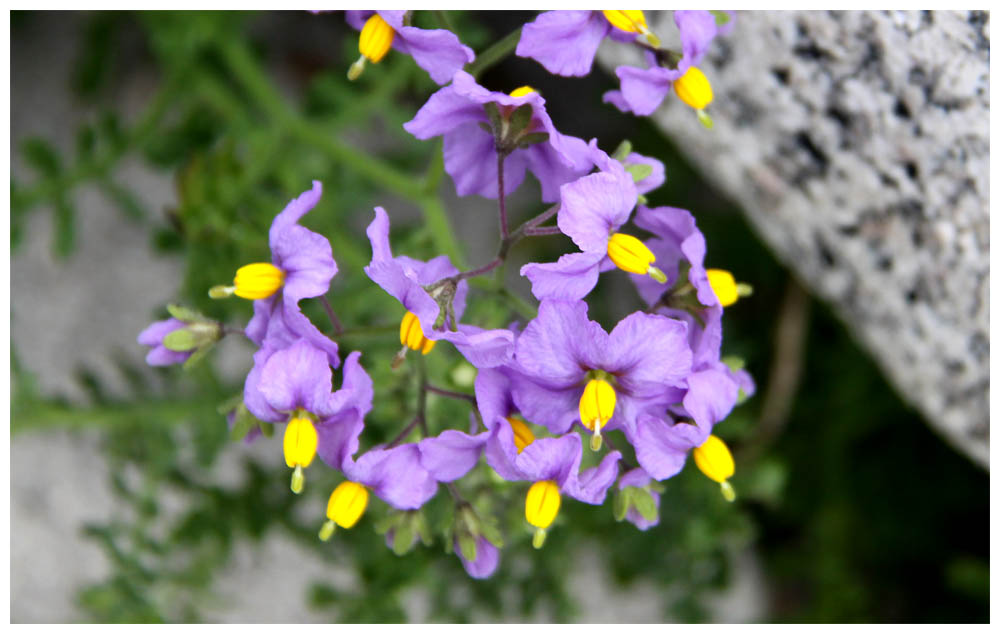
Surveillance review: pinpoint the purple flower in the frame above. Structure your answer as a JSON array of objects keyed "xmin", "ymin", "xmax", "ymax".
[
  {"xmin": 516, "ymin": 11, "xmax": 640, "ymax": 77},
  {"xmin": 521, "ymin": 141, "xmax": 665, "ymax": 302},
  {"xmin": 509, "ymin": 299, "xmax": 692, "ymax": 453},
  {"xmin": 364, "ymin": 207, "xmax": 514, "ymax": 368},
  {"xmin": 623, "ymin": 150, "xmax": 666, "ymax": 196},
  {"xmin": 456, "ymin": 535, "xmax": 500, "ymax": 579},
  {"xmin": 242, "ymin": 181, "xmax": 340, "ymax": 368},
  {"xmin": 245, "ymin": 339, "xmax": 373, "ymax": 492},
  {"xmin": 137, "ymin": 318, "xmax": 191, "ymax": 366},
  {"xmin": 617, "ymin": 468, "xmax": 660, "ymax": 530},
  {"xmin": 403, "ymin": 71, "xmax": 592, "ymax": 202},
  {"xmin": 345, "ymin": 10, "xmax": 474, "ymax": 85},
  {"xmin": 603, "ymin": 10, "xmax": 720, "ymax": 116},
  {"xmin": 418, "ymin": 429, "xmax": 489, "ymax": 483}
]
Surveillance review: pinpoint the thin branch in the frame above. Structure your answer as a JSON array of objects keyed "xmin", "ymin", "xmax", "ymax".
[
  {"xmin": 426, "ymin": 384, "xmax": 477, "ymax": 404},
  {"xmin": 320, "ymin": 296, "xmax": 344, "ymax": 335},
  {"xmin": 497, "ymin": 151, "xmax": 509, "ymax": 239},
  {"xmin": 522, "ymin": 225, "xmax": 562, "ymax": 237},
  {"xmin": 387, "ymin": 416, "xmax": 422, "ymax": 448}
]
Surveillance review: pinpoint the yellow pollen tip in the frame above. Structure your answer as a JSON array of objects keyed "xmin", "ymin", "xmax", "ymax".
[
  {"xmin": 400, "ymin": 311, "xmax": 437, "ymax": 355},
  {"xmin": 607, "ymin": 232, "xmax": 659, "ymax": 277},
  {"xmin": 507, "ymin": 417, "xmax": 536, "ymax": 453},
  {"xmin": 509, "ymin": 85, "xmax": 537, "ymax": 98},
  {"xmin": 579, "ymin": 378, "xmax": 616, "ymax": 434},
  {"xmin": 290, "ymin": 465, "xmax": 305, "ymax": 495},
  {"xmin": 326, "ymin": 481, "xmax": 369, "ymax": 529},
  {"xmin": 602, "ymin": 10, "xmax": 648, "ymax": 34},
  {"xmin": 359, "ymin": 13, "xmax": 395, "ymax": 64},
  {"xmin": 525, "ymin": 480, "xmax": 561, "ymax": 530},
  {"xmin": 532, "ymin": 528, "xmax": 547, "ymax": 549},
  {"xmin": 674, "ymin": 67, "xmax": 714, "ymax": 111},
  {"xmin": 694, "ymin": 435, "xmax": 736, "ymax": 501},
  {"xmin": 208, "ymin": 285, "xmax": 235, "ymax": 299},
  {"xmin": 283, "ymin": 416, "xmax": 318, "ymax": 470},
  {"xmin": 233, "ymin": 262, "xmax": 285, "ymax": 300},
  {"xmin": 318, "ymin": 519, "xmax": 336, "ymax": 541},
  {"xmin": 706, "ymin": 268, "xmax": 740, "ymax": 307}
]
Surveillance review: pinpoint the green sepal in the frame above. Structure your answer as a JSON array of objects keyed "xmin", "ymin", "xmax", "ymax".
[
  {"xmin": 479, "ymin": 517, "xmax": 504, "ymax": 549},
  {"xmin": 611, "ymin": 139, "xmax": 633, "ymax": 162},
  {"xmin": 229, "ymin": 412, "xmax": 255, "ymax": 442},
  {"xmin": 166, "ymin": 303, "xmax": 207, "ymax": 323},
  {"xmin": 507, "ymin": 104, "xmax": 534, "ymax": 139},
  {"xmin": 182, "ymin": 344, "xmax": 212, "ymax": 371},
  {"xmin": 710, "ymin": 10, "xmax": 731, "ymax": 26},
  {"xmin": 517, "ymin": 132, "xmax": 549, "ymax": 149},
  {"xmin": 392, "ymin": 523, "xmax": 415, "ymax": 556},
  {"xmin": 374, "ymin": 513, "xmax": 400, "ymax": 536},
  {"xmin": 259, "ymin": 421, "xmax": 275, "ymax": 438},
  {"xmin": 636, "ymin": 194, "xmax": 648, "ymax": 206},
  {"xmin": 613, "ymin": 488, "xmax": 630, "ymax": 522},
  {"xmin": 631, "ymin": 487, "xmax": 659, "ymax": 522},
  {"xmin": 163, "ymin": 328, "xmax": 199, "ymax": 351},
  {"xmin": 625, "ymin": 162, "xmax": 654, "ymax": 183},
  {"xmin": 483, "ymin": 103, "xmax": 501, "ymax": 134},
  {"xmin": 414, "ymin": 511, "xmax": 433, "ymax": 547},
  {"xmin": 216, "ymin": 394, "xmax": 243, "ymax": 416},
  {"xmin": 721, "ymin": 355, "xmax": 746, "ymax": 373},
  {"xmin": 458, "ymin": 532, "xmax": 478, "ymax": 563}
]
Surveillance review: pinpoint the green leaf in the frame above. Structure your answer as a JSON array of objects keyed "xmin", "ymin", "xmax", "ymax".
[
  {"xmin": 76, "ymin": 125, "xmax": 97, "ymax": 160},
  {"xmin": 631, "ymin": 487, "xmax": 659, "ymax": 522},
  {"xmin": 458, "ymin": 532, "xmax": 478, "ymax": 563},
  {"xmin": 102, "ymin": 180, "xmax": 146, "ymax": 222},
  {"xmin": 53, "ymin": 198, "xmax": 76, "ymax": 257},
  {"xmin": 22, "ymin": 137, "xmax": 62, "ymax": 176},
  {"xmin": 625, "ymin": 162, "xmax": 654, "ymax": 183},
  {"xmin": 163, "ymin": 329, "xmax": 199, "ymax": 351}
]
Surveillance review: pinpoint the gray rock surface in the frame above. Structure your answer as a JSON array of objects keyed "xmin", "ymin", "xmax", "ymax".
[{"xmin": 599, "ymin": 10, "xmax": 990, "ymax": 467}]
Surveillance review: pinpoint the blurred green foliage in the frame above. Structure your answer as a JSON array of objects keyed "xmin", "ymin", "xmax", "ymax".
[{"xmin": 11, "ymin": 10, "xmax": 987, "ymax": 624}]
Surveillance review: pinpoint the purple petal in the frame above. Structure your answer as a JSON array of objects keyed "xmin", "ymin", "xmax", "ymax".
[
  {"xmin": 683, "ymin": 367, "xmax": 738, "ymax": 429},
  {"xmin": 403, "ymin": 75, "xmax": 491, "ymax": 140},
  {"xmin": 137, "ymin": 318, "xmax": 184, "ymax": 346},
  {"xmin": 448, "ymin": 325, "xmax": 516, "ymax": 369},
  {"xmin": 602, "ymin": 89, "xmax": 633, "ymax": 114},
  {"xmin": 675, "ymin": 10, "xmax": 719, "ymax": 69},
  {"xmin": 520, "ymin": 251, "xmax": 604, "ymax": 302},
  {"xmin": 243, "ymin": 348, "xmax": 284, "ymax": 423},
  {"xmin": 625, "ymin": 151, "xmax": 666, "ymax": 195},
  {"xmin": 508, "ymin": 372, "xmax": 580, "ymax": 435},
  {"xmin": 345, "ymin": 444, "xmax": 439, "ymax": 510},
  {"xmin": 515, "ymin": 300, "xmax": 604, "ymax": 387},
  {"xmin": 418, "ymin": 429, "xmax": 489, "ymax": 482},
  {"xmin": 322, "ymin": 351, "xmax": 374, "ymax": 420},
  {"xmin": 257, "ymin": 339, "xmax": 333, "ymax": 415},
  {"xmin": 565, "ymin": 449, "xmax": 621, "ymax": 504},
  {"xmin": 145, "ymin": 346, "xmax": 191, "ymax": 366},
  {"xmin": 316, "ymin": 408, "xmax": 366, "ymax": 472},
  {"xmin": 557, "ymin": 169, "xmax": 637, "ymax": 253},
  {"xmin": 268, "ymin": 181, "xmax": 323, "ymax": 250},
  {"xmin": 516, "ymin": 11, "xmax": 609, "ymax": 77},
  {"xmin": 442, "ymin": 125, "xmax": 528, "ymax": 199},
  {"xmin": 272, "ymin": 225, "xmax": 337, "ymax": 304},
  {"xmin": 631, "ymin": 413, "xmax": 701, "ymax": 480},
  {"xmin": 605, "ymin": 311, "xmax": 693, "ymax": 395},
  {"xmin": 524, "ymin": 140, "xmax": 592, "ymax": 204},
  {"xmin": 475, "ymin": 367, "xmax": 516, "ymax": 430},
  {"xmin": 394, "ymin": 25, "xmax": 475, "ymax": 85},
  {"xmin": 516, "ymin": 432, "xmax": 583, "ymax": 486},
  {"xmin": 616, "ymin": 65, "xmax": 676, "ymax": 116}
]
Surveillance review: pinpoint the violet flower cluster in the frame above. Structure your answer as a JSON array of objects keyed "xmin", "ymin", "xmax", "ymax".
[{"xmin": 138, "ymin": 10, "xmax": 752, "ymax": 580}]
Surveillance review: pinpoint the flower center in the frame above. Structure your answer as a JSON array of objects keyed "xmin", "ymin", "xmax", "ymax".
[
  {"xmin": 284, "ymin": 415, "xmax": 318, "ymax": 494},
  {"xmin": 607, "ymin": 232, "xmax": 667, "ymax": 283},
  {"xmin": 579, "ymin": 376, "xmax": 617, "ymax": 451},
  {"xmin": 509, "ymin": 85, "xmax": 537, "ymax": 98},
  {"xmin": 506, "ymin": 416, "xmax": 536, "ymax": 453},
  {"xmin": 232, "ymin": 262, "xmax": 285, "ymax": 300},
  {"xmin": 525, "ymin": 479, "xmax": 561, "ymax": 548},
  {"xmin": 319, "ymin": 481, "xmax": 370, "ymax": 540},
  {"xmin": 693, "ymin": 435, "xmax": 736, "ymax": 502}
]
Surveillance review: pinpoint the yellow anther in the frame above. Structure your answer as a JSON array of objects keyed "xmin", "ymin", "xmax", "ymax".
[
  {"xmin": 674, "ymin": 67, "xmax": 714, "ymax": 112},
  {"xmin": 525, "ymin": 480, "xmax": 561, "ymax": 530},
  {"xmin": 579, "ymin": 378, "xmax": 616, "ymax": 450},
  {"xmin": 283, "ymin": 416, "xmax": 318, "ymax": 470},
  {"xmin": 359, "ymin": 13, "xmax": 395, "ymax": 64},
  {"xmin": 706, "ymin": 268, "xmax": 740, "ymax": 307},
  {"xmin": 507, "ymin": 417, "xmax": 536, "ymax": 454},
  {"xmin": 232, "ymin": 262, "xmax": 285, "ymax": 300},
  {"xmin": 399, "ymin": 311, "xmax": 437, "ymax": 355},
  {"xmin": 693, "ymin": 435, "xmax": 737, "ymax": 502},
  {"xmin": 602, "ymin": 10, "xmax": 659, "ymax": 47},
  {"xmin": 607, "ymin": 233, "xmax": 667, "ymax": 283},
  {"xmin": 509, "ymin": 85, "xmax": 537, "ymax": 98},
  {"xmin": 326, "ymin": 481, "xmax": 370, "ymax": 529}
]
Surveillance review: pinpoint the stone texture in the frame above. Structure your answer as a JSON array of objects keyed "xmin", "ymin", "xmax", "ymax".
[{"xmin": 598, "ymin": 10, "xmax": 990, "ymax": 467}]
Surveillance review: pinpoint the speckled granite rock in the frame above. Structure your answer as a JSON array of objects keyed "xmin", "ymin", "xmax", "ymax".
[{"xmin": 598, "ymin": 10, "xmax": 989, "ymax": 467}]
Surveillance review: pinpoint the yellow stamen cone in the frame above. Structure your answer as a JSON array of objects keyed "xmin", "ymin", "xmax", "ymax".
[
  {"xmin": 693, "ymin": 435, "xmax": 737, "ymax": 502},
  {"xmin": 674, "ymin": 67, "xmax": 714, "ymax": 112},
  {"xmin": 399, "ymin": 311, "xmax": 437, "ymax": 355},
  {"xmin": 602, "ymin": 10, "xmax": 659, "ymax": 47},
  {"xmin": 285, "ymin": 417, "xmax": 317, "ymax": 495},
  {"xmin": 507, "ymin": 417, "xmax": 536, "ymax": 454},
  {"xmin": 233, "ymin": 262, "xmax": 285, "ymax": 300},
  {"xmin": 706, "ymin": 269, "xmax": 740, "ymax": 307},
  {"xmin": 525, "ymin": 480, "xmax": 561, "ymax": 533},
  {"xmin": 509, "ymin": 86, "xmax": 537, "ymax": 98},
  {"xmin": 579, "ymin": 378, "xmax": 616, "ymax": 450},
  {"xmin": 359, "ymin": 13, "xmax": 395, "ymax": 64},
  {"xmin": 607, "ymin": 233, "xmax": 666, "ymax": 282},
  {"xmin": 326, "ymin": 481, "xmax": 370, "ymax": 529}
]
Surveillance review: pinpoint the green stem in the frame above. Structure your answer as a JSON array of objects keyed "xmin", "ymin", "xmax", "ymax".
[
  {"xmin": 11, "ymin": 397, "xmax": 220, "ymax": 436},
  {"xmin": 465, "ymin": 27, "xmax": 523, "ymax": 80}
]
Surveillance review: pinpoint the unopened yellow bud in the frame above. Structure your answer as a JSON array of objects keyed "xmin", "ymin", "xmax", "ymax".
[
  {"xmin": 607, "ymin": 233, "xmax": 666, "ymax": 283},
  {"xmin": 579, "ymin": 378, "xmax": 616, "ymax": 450},
  {"xmin": 706, "ymin": 268, "xmax": 739, "ymax": 307},
  {"xmin": 693, "ymin": 435, "xmax": 736, "ymax": 502},
  {"xmin": 507, "ymin": 417, "xmax": 535, "ymax": 454},
  {"xmin": 233, "ymin": 262, "xmax": 285, "ymax": 300},
  {"xmin": 399, "ymin": 311, "xmax": 436, "ymax": 355},
  {"xmin": 525, "ymin": 480, "xmax": 561, "ymax": 530},
  {"xmin": 509, "ymin": 86, "xmax": 537, "ymax": 98},
  {"xmin": 359, "ymin": 13, "xmax": 395, "ymax": 64},
  {"xmin": 326, "ymin": 481, "xmax": 370, "ymax": 529},
  {"xmin": 283, "ymin": 416, "xmax": 318, "ymax": 469},
  {"xmin": 674, "ymin": 67, "xmax": 714, "ymax": 111}
]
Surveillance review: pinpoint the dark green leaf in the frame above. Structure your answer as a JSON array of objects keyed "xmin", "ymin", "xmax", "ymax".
[{"xmin": 22, "ymin": 137, "xmax": 61, "ymax": 176}]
